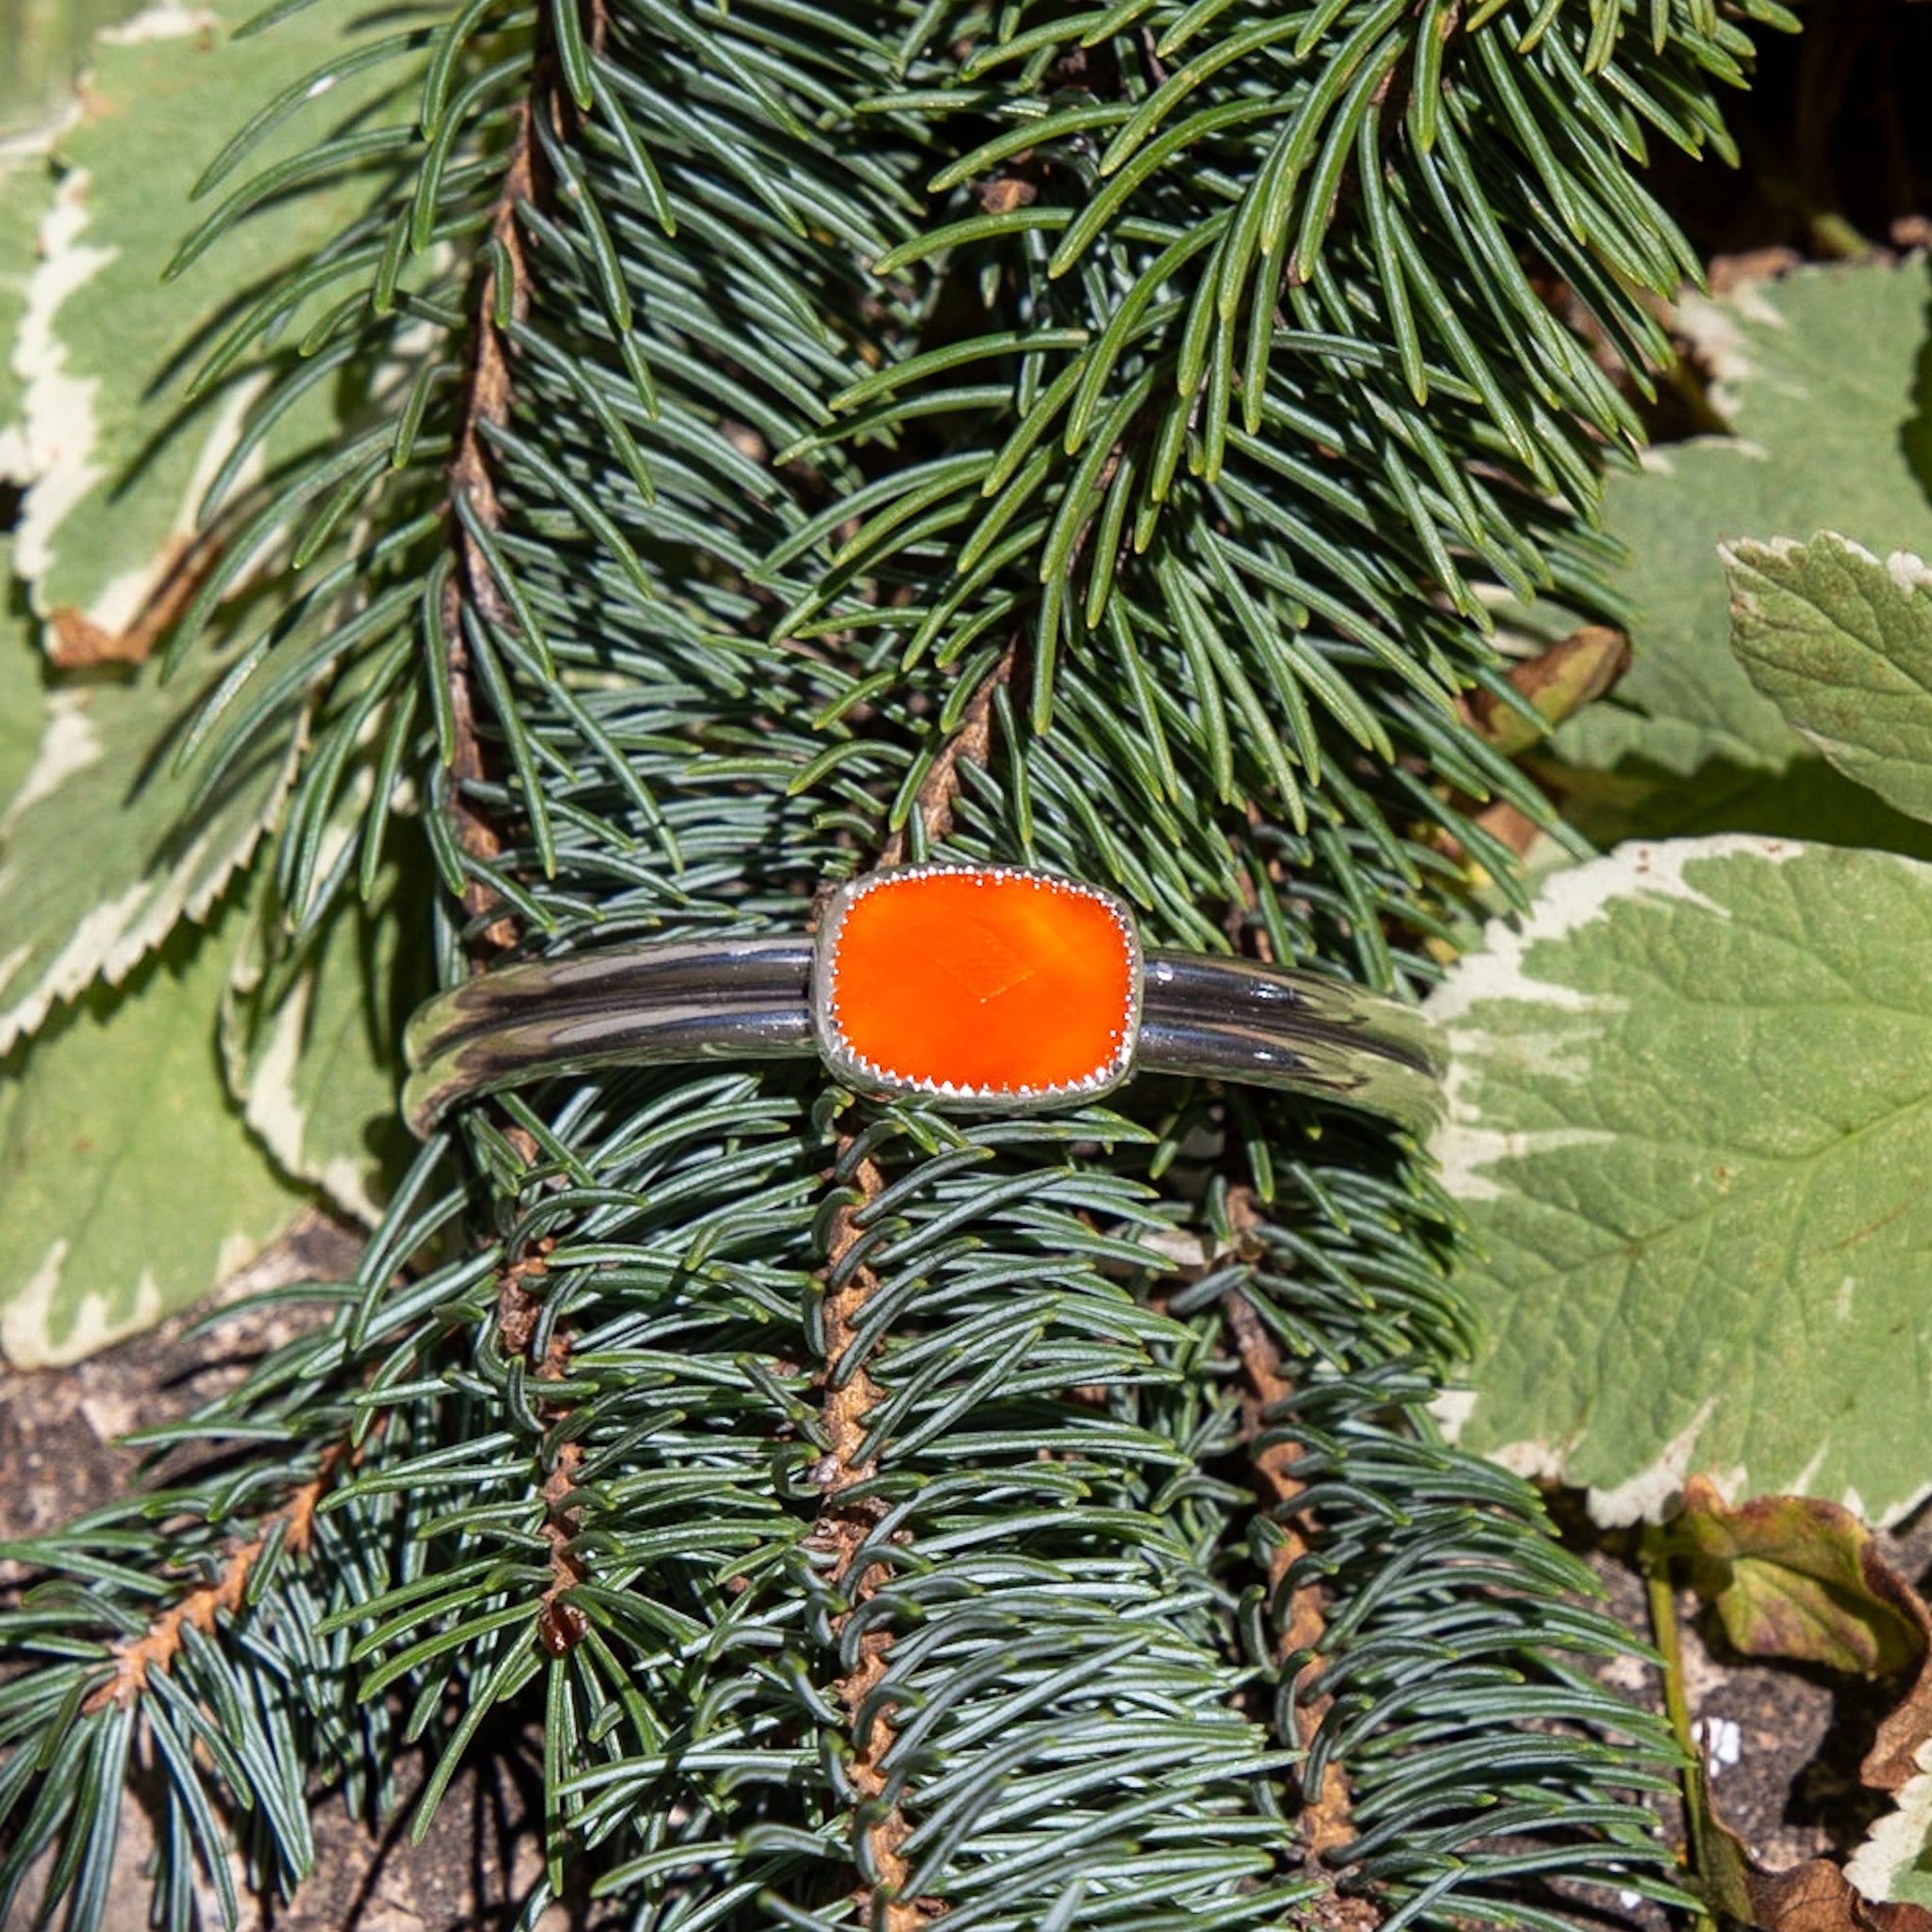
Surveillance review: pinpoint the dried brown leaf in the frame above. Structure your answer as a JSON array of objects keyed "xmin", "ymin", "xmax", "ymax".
[
  {"xmin": 1696, "ymin": 1744, "xmax": 1932, "ymax": 1932},
  {"xmin": 1867, "ymin": 1645, "xmax": 1932, "ymax": 1798},
  {"xmin": 1672, "ymin": 1476, "xmax": 1930, "ymax": 1680},
  {"xmin": 1461, "ymin": 625, "xmax": 1631, "ymax": 758},
  {"xmin": 1743, "ymin": 1857, "xmax": 1932, "ymax": 1932}
]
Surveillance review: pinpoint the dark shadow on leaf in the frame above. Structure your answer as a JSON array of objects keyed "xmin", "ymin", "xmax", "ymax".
[
  {"xmin": 1538, "ymin": 751, "xmax": 1932, "ymax": 862},
  {"xmin": 1901, "ymin": 291, "xmax": 1932, "ymax": 519}
]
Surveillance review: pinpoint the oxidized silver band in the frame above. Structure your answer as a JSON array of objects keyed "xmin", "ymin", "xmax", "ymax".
[{"xmin": 402, "ymin": 868, "xmax": 1443, "ymax": 1138}]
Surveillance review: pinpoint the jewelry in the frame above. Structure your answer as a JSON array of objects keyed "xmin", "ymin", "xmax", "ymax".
[{"xmin": 402, "ymin": 864, "xmax": 1444, "ymax": 1137}]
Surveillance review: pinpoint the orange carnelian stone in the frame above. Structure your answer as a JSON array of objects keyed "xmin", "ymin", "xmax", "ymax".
[{"xmin": 828, "ymin": 871, "xmax": 1133, "ymax": 1095}]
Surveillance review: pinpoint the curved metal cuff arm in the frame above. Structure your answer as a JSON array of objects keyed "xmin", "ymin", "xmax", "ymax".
[{"xmin": 401, "ymin": 939, "xmax": 1443, "ymax": 1139}]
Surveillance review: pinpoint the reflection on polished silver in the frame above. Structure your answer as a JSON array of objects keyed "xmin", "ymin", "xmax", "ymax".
[{"xmin": 401, "ymin": 867, "xmax": 1445, "ymax": 1139}]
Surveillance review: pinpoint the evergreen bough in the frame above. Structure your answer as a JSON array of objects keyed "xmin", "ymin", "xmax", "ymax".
[{"xmin": 0, "ymin": 1, "xmax": 1796, "ymax": 1926}]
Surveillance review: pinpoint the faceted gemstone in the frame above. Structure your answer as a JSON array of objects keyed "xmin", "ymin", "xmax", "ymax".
[{"xmin": 824, "ymin": 869, "xmax": 1135, "ymax": 1097}]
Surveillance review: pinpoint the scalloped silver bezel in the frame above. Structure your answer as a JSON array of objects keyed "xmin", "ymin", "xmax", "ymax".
[{"xmin": 812, "ymin": 864, "xmax": 1142, "ymax": 1111}]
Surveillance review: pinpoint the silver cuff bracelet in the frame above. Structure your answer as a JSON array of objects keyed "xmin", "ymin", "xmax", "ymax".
[{"xmin": 402, "ymin": 865, "xmax": 1444, "ymax": 1139}]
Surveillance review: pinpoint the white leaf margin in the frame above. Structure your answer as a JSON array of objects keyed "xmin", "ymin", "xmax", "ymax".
[
  {"xmin": 1849, "ymin": 1750, "xmax": 1932, "ymax": 1908},
  {"xmin": 1424, "ymin": 834, "xmax": 1831, "ymax": 1528}
]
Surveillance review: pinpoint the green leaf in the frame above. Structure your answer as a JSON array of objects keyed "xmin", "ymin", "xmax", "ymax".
[
  {"xmin": 1557, "ymin": 259, "xmax": 1932, "ymax": 779},
  {"xmin": 1429, "ymin": 837, "xmax": 1932, "ymax": 1528},
  {"xmin": 12, "ymin": 0, "xmax": 414, "ymax": 652},
  {"xmin": 1726, "ymin": 534, "xmax": 1932, "ymax": 825},
  {"xmin": 0, "ymin": 546, "xmax": 46, "ymax": 813},
  {"xmin": 1668, "ymin": 1476, "xmax": 1928, "ymax": 1676},
  {"xmin": 0, "ymin": 142, "xmax": 57, "ymax": 456},
  {"xmin": 0, "ymin": 901, "xmax": 307, "ymax": 1368},
  {"xmin": 0, "ymin": 98, "xmax": 307, "ymax": 1051},
  {"xmin": 0, "ymin": 638, "xmax": 297, "ymax": 1054},
  {"xmin": 1538, "ymin": 742, "xmax": 1932, "ymax": 861},
  {"xmin": 1850, "ymin": 1778, "xmax": 1932, "ymax": 1911},
  {"xmin": 220, "ymin": 848, "xmax": 428, "ymax": 1225},
  {"xmin": 1855, "ymin": 1599, "xmax": 1932, "ymax": 1907},
  {"xmin": 0, "ymin": 0, "xmax": 151, "ymax": 138}
]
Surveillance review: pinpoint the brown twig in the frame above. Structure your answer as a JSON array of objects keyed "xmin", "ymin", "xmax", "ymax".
[
  {"xmin": 875, "ymin": 641, "xmax": 1016, "ymax": 871},
  {"xmin": 440, "ymin": 0, "xmax": 607, "ymax": 958},
  {"xmin": 47, "ymin": 529, "xmax": 225, "ymax": 670},
  {"xmin": 495, "ymin": 1239, "xmax": 590, "ymax": 1656},
  {"xmin": 441, "ymin": 103, "xmax": 534, "ymax": 957},
  {"xmin": 797, "ymin": 628, "xmax": 1021, "ymax": 1927},
  {"xmin": 82, "ymin": 1433, "xmax": 367, "ymax": 1714},
  {"xmin": 1221, "ymin": 1266, "xmax": 1357, "ymax": 1862},
  {"xmin": 805, "ymin": 1151, "xmax": 941, "ymax": 1932},
  {"xmin": 536, "ymin": 1439, "xmax": 589, "ymax": 1657}
]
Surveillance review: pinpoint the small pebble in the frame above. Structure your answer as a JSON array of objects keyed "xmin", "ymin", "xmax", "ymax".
[{"xmin": 1692, "ymin": 1715, "xmax": 1743, "ymax": 1773}]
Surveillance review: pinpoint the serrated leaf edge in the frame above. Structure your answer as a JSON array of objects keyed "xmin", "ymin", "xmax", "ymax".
[
  {"xmin": 0, "ymin": 722, "xmax": 300, "ymax": 1057},
  {"xmin": 1848, "ymin": 1757, "xmax": 1932, "ymax": 1907},
  {"xmin": 1427, "ymin": 835, "xmax": 1815, "ymax": 1524},
  {"xmin": 11, "ymin": 167, "xmax": 111, "ymax": 589}
]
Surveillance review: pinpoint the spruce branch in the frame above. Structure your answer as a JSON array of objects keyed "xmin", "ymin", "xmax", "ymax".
[
  {"xmin": 440, "ymin": 112, "xmax": 533, "ymax": 949},
  {"xmin": 495, "ymin": 1238, "xmax": 594, "ymax": 1660},
  {"xmin": 80, "ymin": 1431, "xmax": 365, "ymax": 1718},
  {"xmin": 440, "ymin": 0, "xmax": 621, "ymax": 954},
  {"xmin": 808, "ymin": 1148, "xmax": 937, "ymax": 1932},
  {"xmin": 1223, "ymin": 1272, "xmax": 1356, "ymax": 1860},
  {"xmin": 875, "ymin": 638, "xmax": 1017, "ymax": 865}
]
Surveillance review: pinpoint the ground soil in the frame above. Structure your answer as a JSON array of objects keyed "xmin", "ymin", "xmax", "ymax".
[{"xmin": 1578, "ymin": 1514, "xmax": 1932, "ymax": 1881}]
